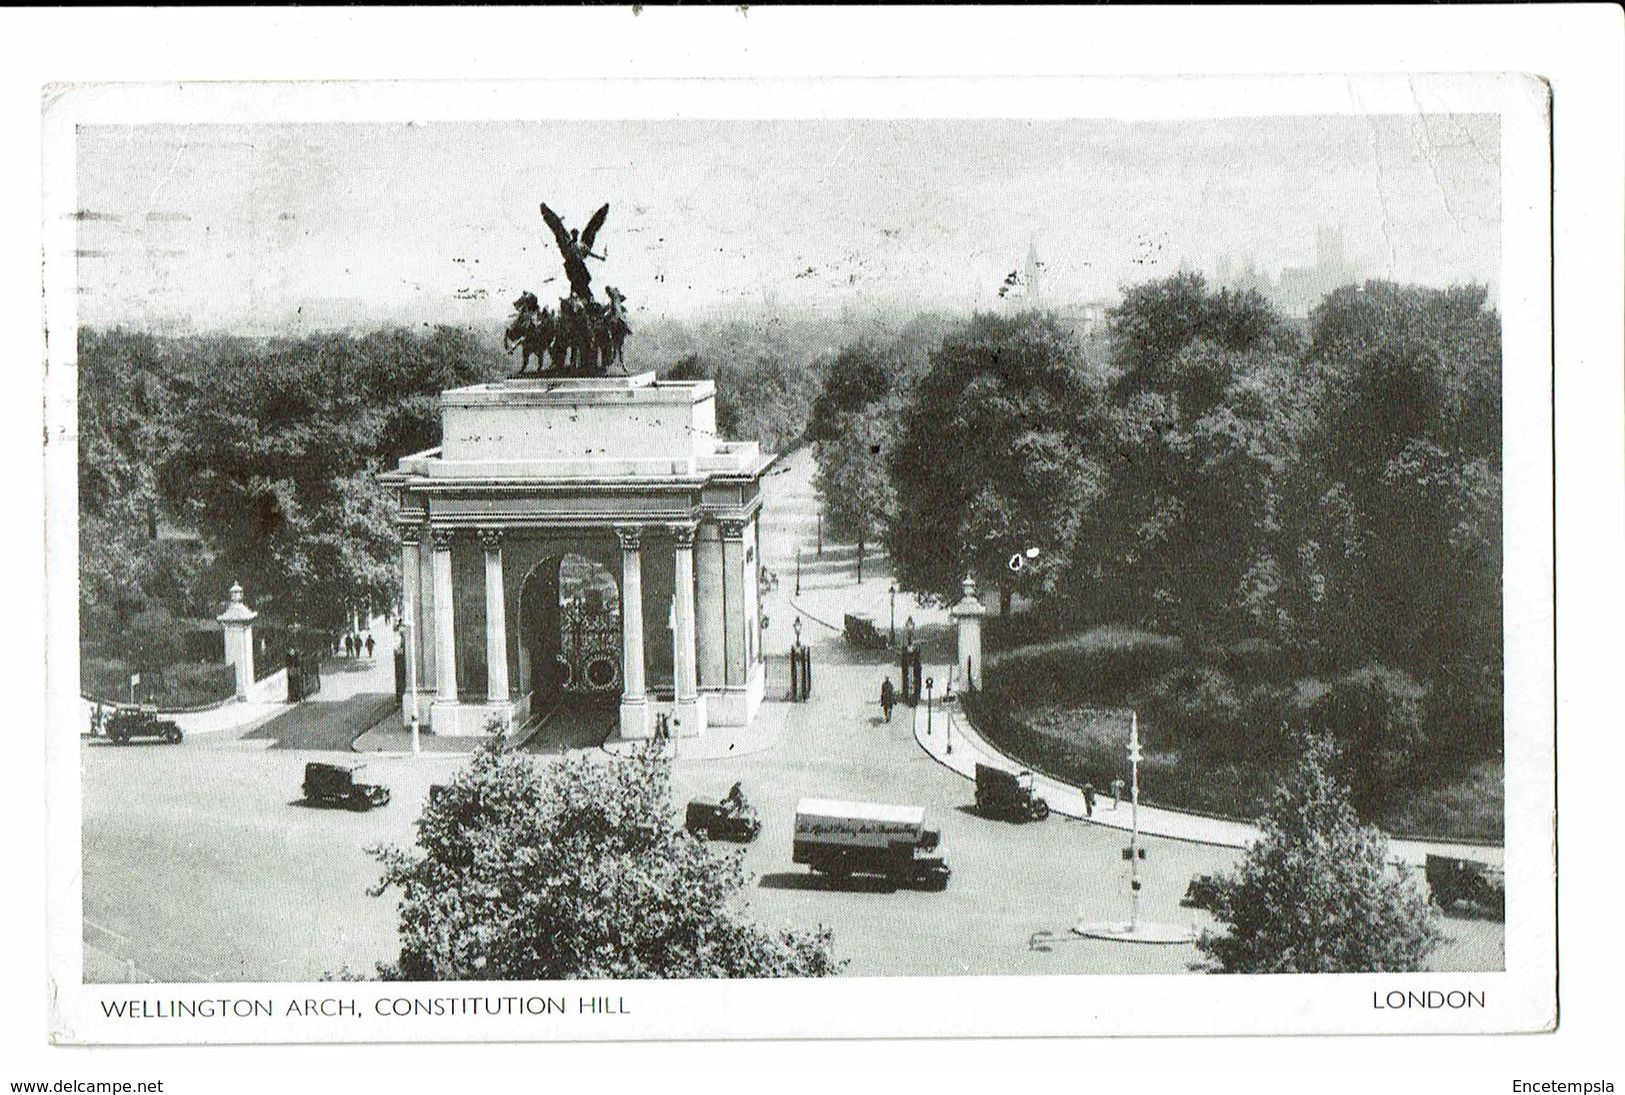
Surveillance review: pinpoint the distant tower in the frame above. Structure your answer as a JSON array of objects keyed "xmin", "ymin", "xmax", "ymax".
[
  {"xmin": 1316, "ymin": 225, "xmax": 1347, "ymax": 270},
  {"xmin": 1024, "ymin": 239, "xmax": 1042, "ymax": 308}
]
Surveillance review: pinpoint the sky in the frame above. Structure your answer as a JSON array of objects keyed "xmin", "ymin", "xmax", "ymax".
[{"xmin": 72, "ymin": 115, "xmax": 1501, "ymax": 334}]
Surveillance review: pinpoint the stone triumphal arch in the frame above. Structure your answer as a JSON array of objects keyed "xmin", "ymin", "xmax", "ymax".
[{"xmin": 382, "ymin": 372, "xmax": 772, "ymax": 741}]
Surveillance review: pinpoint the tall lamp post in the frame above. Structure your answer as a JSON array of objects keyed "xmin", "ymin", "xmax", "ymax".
[
  {"xmin": 1127, "ymin": 710, "xmax": 1143, "ymax": 932},
  {"xmin": 889, "ymin": 584, "xmax": 897, "ymax": 648},
  {"xmin": 925, "ymin": 676, "xmax": 935, "ymax": 739},
  {"xmin": 795, "ymin": 545, "xmax": 802, "ymax": 597},
  {"xmin": 1072, "ymin": 708, "xmax": 1194, "ymax": 944}
]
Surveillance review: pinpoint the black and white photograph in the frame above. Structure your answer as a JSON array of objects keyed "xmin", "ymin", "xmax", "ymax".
[{"xmin": 22, "ymin": 7, "xmax": 1615, "ymax": 1071}]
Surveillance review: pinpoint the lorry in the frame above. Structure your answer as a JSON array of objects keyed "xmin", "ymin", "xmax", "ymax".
[
  {"xmin": 974, "ymin": 763, "xmax": 1050, "ymax": 822},
  {"xmin": 792, "ymin": 798, "xmax": 951, "ymax": 890}
]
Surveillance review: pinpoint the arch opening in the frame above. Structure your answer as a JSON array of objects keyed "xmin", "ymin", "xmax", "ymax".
[{"xmin": 517, "ymin": 551, "xmax": 622, "ymax": 721}]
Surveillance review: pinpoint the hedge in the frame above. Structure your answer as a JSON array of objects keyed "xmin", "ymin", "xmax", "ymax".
[{"xmin": 81, "ymin": 654, "xmax": 236, "ymax": 710}]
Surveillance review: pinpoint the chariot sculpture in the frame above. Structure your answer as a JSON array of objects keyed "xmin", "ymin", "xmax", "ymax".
[{"xmin": 505, "ymin": 201, "xmax": 632, "ymax": 377}]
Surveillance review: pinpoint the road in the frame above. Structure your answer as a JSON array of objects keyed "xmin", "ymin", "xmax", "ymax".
[{"xmin": 78, "ymin": 445, "xmax": 1503, "ymax": 982}]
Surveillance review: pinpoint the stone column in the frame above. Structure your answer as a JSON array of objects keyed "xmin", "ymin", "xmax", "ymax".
[
  {"xmin": 399, "ymin": 525, "xmax": 422, "ymax": 725},
  {"xmin": 950, "ymin": 573, "xmax": 988, "ymax": 691},
  {"xmin": 669, "ymin": 521, "xmax": 706, "ymax": 738},
  {"xmin": 430, "ymin": 526, "xmax": 459, "ymax": 726},
  {"xmin": 215, "ymin": 581, "xmax": 258, "ymax": 701},
  {"xmin": 615, "ymin": 525, "xmax": 650, "ymax": 739},
  {"xmin": 479, "ymin": 528, "xmax": 509, "ymax": 705},
  {"xmin": 694, "ymin": 522, "xmax": 726, "ymax": 689},
  {"xmin": 721, "ymin": 520, "xmax": 747, "ymax": 687}
]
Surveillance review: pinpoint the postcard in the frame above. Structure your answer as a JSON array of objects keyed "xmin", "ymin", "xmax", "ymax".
[{"xmin": 42, "ymin": 69, "xmax": 1555, "ymax": 1044}]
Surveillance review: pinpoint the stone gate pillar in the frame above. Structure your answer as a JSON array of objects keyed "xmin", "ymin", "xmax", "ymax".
[
  {"xmin": 950, "ymin": 573, "xmax": 987, "ymax": 691},
  {"xmin": 216, "ymin": 581, "xmax": 258, "ymax": 701}
]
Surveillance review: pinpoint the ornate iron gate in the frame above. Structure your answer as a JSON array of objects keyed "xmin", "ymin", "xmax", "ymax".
[{"xmin": 557, "ymin": 598, "xmax": 622, "ymax": 693}]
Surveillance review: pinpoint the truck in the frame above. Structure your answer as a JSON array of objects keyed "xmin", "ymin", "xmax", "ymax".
[
  {"xmin": 792, "ymin": 798, "xmax": 951, "ymax": 890},
  {"xmin": 974, "ymin": 763, "xmax": 1050, "ymax": 822}
]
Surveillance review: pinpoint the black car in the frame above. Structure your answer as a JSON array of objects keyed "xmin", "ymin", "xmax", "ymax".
[
  {"xmin": 302, "ymin": 762, "xmax": 391, "ymax": 811},
  {"xmin": 103, "ymin": 705, "xmax": 183, "ymax": 745}
]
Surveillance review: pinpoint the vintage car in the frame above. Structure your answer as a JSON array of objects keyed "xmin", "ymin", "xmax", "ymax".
[
  {"xmin": 1425, "ymin": 854, "xmax": 1505, "ymax": 920},
  {"xmin": 301, "ymin": 761, "xmax": 391, "ymax": 812},
  {"xmin": 103, "ymin": 705, "xmax": 183, "ymax": 745},
  {"xmin": 685, "ymin": 785, "xmax": 761, "ymax": 843},
  {"xmin": 974, "ymin": 763, "xmax": 1051, "ymax": 822},
  {"xmin": 843, "ymin": 613, "xmax": 887, "ymax": 651}
]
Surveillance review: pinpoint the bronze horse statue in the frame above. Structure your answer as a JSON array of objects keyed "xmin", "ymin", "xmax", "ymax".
[
  {"xmin": 505, "ymin": 292, "xmax": 557, "ymax": 375},
  {"xmin": 601, "ymin": 286, "xmax": 631, "ymax": 371}
]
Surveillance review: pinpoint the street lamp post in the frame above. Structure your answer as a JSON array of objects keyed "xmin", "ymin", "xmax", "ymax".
[
  {"xmin": 1128, "ymin": 710, "xmax": 1143, "ymax": 932},
  {"xmin": 795, "ymin": 545, "xmax": 802, "ymax": 597},
  {"xmin": 925, "ymin": 676, "xmax": 935, "ymax": 739},
  {"xmin": 889, "ymin": 584, "xmax": 897, "ymax": 648}
]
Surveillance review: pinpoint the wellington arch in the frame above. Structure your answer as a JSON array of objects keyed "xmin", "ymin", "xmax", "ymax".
[{"xmin": 381, "ymin": 371, "xmax": 773, "ymax": 742}]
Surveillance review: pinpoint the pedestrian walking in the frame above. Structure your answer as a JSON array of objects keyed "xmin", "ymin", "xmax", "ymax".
[
  {"xmin": 344, "ymin": 634, "xmax": 355, "ymax": 658},
  {"xmin": 880, "ymin": 677, "xmax": 896, "ymax": 723},
  {"xmin": 1082, "ymin": 782, "xmax": 1096, "ymax": 818},
  {"xmin": 365, "ymin": 634, "xmax": 376, "ymax": 658}
]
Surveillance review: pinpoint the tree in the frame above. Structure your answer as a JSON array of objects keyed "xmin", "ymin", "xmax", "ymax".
[
  {"xmin": 813, "ymin": 410, "xmax": 895, "ymax": 583},
  {"xmin": 369, "ymin": 745, "xmax": 842, "ymax": 980},
  {"xmin": 1084, "ymin": 276, "xmax": 1303, "ymax": 640},
  {"xmin": 887, "ymin": 311, "xmax": 1109, "ymax": 610},
  {"xmin": 1285, "ymin": 282, "xmax": 1502, "ymax": 738},
  {"xmin": 157, "ymin": 326, "xmax": 499, "ymax": 634},
  {"xmin": 1196, "ymin": 733, "xmax": 1440, "ymax": 973},
  {"xmin": 805, "ymin": 341, "xmax": 895, "ymax": 442}
]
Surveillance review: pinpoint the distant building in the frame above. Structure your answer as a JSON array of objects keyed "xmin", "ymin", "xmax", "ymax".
[{"xmin": 1215, "ymin": 226, "xmax": 1362, "ymax": 317}]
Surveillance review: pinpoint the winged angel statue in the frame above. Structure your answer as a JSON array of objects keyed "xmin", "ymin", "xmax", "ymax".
[{"xmin": 505, "ymin": 202, "xmax": 631, "ymax": 376}]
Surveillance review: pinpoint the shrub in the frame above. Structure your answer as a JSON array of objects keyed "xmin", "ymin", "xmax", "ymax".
[
  {"xmin": 1304, "ymin": 664, "xmax": 1429, "ymax": 814},
  {"xmin": 1148, "ymin": 665, "xmax": 1243, "ymax": 733},
  {"xmin": 369, "ymin": 746, "xmax": 842, "ymax": 980},
  {"xmin": 1196, "ymin": 733, "xmax": 1441, "ymax": 973},
  {"xmin": 80, "ymin": 653, "xmax": 235, "ymax": 708},
  {"xmin": 982, "ymin": 636, "xmax": 1181, "ymax": 708}
]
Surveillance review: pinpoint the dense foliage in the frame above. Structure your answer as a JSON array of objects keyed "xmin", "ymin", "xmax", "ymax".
[
  {"xmin": 78, "ymin": 325, "xmax": 502, "ymax": 676},
  {"xmin": 839, "ymin": 275, "xmax": 1501, "ymax": 834},
  {"xmin": 370, "ymin": 746, "xmax": 841, "ymax": 980},
  {"xmin": 1196, "ymin": 734, "xmax": 1441, "ymax": 973},
  {"xmin": 886, "ymin": 311, "xmax": 1112, "ymax": 611}
]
